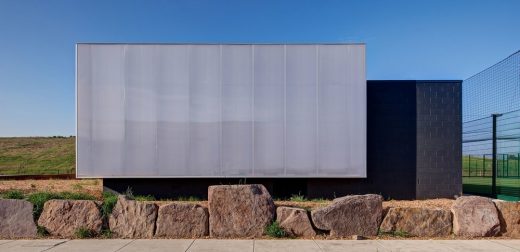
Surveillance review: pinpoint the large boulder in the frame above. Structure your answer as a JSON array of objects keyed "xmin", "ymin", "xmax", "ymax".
[
  {"xmin": 155, "ymin": 202, "xmax": 208, "ymax": 238},
  {"xmin": 493, "ymin": 200, "xmax": 520, "ymax": 237},
  {"xmin": 0, "ymin": 199, "xmax": 37, "ymax": 238},
  {"xmin": 208, "ymin": 184, "xmax": 275, "ymax": 238},
  {"xmin": 38, "ymin": 200, "xmax": 103, "ymax": 238},
  {"xmin": 451, "ymin": 196, "xmax": 500, "ymax": 237},
  {"xmin": 311, "ymin": 194, "xmax": 383, "ymax": 237},
  {"xmin": 379, "ymin": 207, "xmax": 452, "ymax": 237},
  {"xmin": 109, "ymin": 196, "xmax": 158, "ymax": 238},
  {"xmin": 276, "ymin": 206, "xmax": 316, "ymax": 237}
]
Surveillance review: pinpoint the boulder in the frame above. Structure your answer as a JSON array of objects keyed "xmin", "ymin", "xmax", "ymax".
[
  {"xmin": 37, "ymin": 200, "xmax": 103, "ymax": 238},
  {"xmin": 379, "ymin": 207, "xmax": 452, "ymax": 237},
  {"xmin": 451, "ymin": 196, "xmax": 500, "ymax": 237},
  {"xmin": 276, "ymin": 207, "xmax": 316, "ymax": 237},
  {"xmin": 155, "ymin": 203, "xmax": 208, "ymax": 238},
  {"xmin": 109, "ymin": 196, "xmax": 158, "ymax": 238},
  {"xmin": 0, "ymin": 199, "xmax": 37, "ymax": 238},
  {"xmin": 311, "ymin": 194, "xmax": 383, "ymax": 237},
  {"xmin": 493, "ymin": 200, "xmax": 520, "ymax": 237},
  {"xmin": 208, "ymin": 184, "xmax": 275, "ymax": 238}
]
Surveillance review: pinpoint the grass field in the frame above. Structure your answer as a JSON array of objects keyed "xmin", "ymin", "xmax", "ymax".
[
  {"xmin": 463, "ymin": 155, "xmax": 520, "ymax": 177},
  {"xmin": 0, "ymin": 137, "xmax": 75, "ymax": 175},
  {"xmin": 463, "ymin": 176, "xmax": 520, "ymax": 200}
]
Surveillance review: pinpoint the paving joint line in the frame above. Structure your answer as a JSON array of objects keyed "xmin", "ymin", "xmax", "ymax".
[
  {"xmin": 489, "ymin": 240, "xmax": 520, "ymax": 251},
  {"xmin": 0, "ymin": 240, "xmax": 15, "ymax": 246},
  {"xmin": 374, "ymin": 240, "xmax": 391, "ymax": 251},
  {"xmin": 252, "ymin": 239, "xmax": 255, "ymax": 252},
  {"xmin": 312, "ymin": 238, "xmax": 324, "ymax": 252},
  {"xmin": 114, "ymin": 239, "xmax": 136, "ymax": 252},
  {"xmin": 436, "ymin": 240, "xmax": 464, "ymax": 252},
  {"xmin": 184, "ymin": 239, "xmax": 196, "ymax": 252},
  {"xmin": 41, "ymin": 240, "xmax": 69, "ymax": 251}
]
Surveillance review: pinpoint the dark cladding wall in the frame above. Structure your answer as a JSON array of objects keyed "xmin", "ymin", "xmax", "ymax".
[
  {"xmin": 416, "ymin": 81, "xmax": 462, "ymax": 199},
  {"xmin": 104, "ymin": 80, "xmax": 462, "ymax": 200}
]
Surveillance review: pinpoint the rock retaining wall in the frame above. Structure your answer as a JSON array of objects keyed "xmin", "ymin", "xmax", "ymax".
[{"xmin": 0, "ymin": 190, "xmax": 517, "ymax": 239}]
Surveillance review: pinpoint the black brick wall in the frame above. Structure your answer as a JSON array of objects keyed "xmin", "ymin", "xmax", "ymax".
[{"xmin": 415, "ymin": 81, "xmax": 462, "ymax": 199}]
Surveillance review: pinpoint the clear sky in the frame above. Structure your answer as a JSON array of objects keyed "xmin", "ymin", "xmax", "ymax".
[{"xmin": 0, "ymin": 0, "xmax": 519, "ymax": 137}]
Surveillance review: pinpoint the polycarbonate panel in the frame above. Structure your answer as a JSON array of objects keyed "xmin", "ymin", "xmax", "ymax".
[
  {"xmin": 156, "ymin": 46, "xmax": 190, "ymax": 176},
  {"xmin": 189, "ymin": 45, "xmax": 221, "ymax": 176},
  {"xmin": 221, "ymin": 45, "xmax": 253, "ymax": 176},
  {"xmin": 285, "ymin": 45, "xmax": 317, "ymax": 175},
  {"xmin": 253, "ymin": 45, "xmax": 285, "ymax": 175},
  {"xmin": 77, "ymin": 44, "xmax": 366, "ymax": 178},
  {"xmin": 318, "ymin": 45, "xmax": 366, "ymax": 176}
]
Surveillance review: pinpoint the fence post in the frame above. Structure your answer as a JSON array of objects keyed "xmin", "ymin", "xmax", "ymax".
[
  {"xmin": 492, "ymin": 114, "xmax": 502, "ymax": 198},
  {"xmin": 483, "ymin": 155, "xmax": 486, "ymax": 176},
  {"xmin": 468, "ymin": 155, "xmax": 471, "ymax": 177}
]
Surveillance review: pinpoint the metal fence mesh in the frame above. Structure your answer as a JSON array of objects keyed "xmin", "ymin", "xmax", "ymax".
[{"xmin": 462, "ymin": 51, "xmax": 520, "ymax": 200}]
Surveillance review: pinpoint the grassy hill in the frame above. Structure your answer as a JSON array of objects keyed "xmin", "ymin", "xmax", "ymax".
[{"xmin": 0, "ymin": 137, "xmax": 75, "ymax": 175}]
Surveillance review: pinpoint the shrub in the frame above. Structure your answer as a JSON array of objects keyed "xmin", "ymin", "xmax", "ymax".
[
  {"xmin": 134, "ymin": 195, "xmax": 155, "ymax": 201},
  {"xmin": 101, "ymin": 192, "xmax": 118, "ymax": 218},
  {"xmin": 36, "ymin": 225, "xmax": 48, "ymax": 237},
  {"xmin": 124, "ymin": 187, "xmax": 134, "ymax": 200},
  {"xmin": 100, "ymin": 228, "xmax": 113, "ymax": 238},
  {"xmin": 265, "ymin": 221, "xmax": 287, "ymax": 238},
  {"xmin": 177, "ymin": 196, "xmax": 200, "ymax": 201},
  {"xmin": 74, "ymin": 227, "xmax": 94, "ymax": 239},
  {"xmin": 2, "ymin": 189, "xmax": 25, "ymax": 199},
  {"xmin": 378, "ymin": 229, "xmax": 411, "ymax": 238},
  {"xmin": 289, "ymin": 193, "xmax": 306, "ymax": 202}
]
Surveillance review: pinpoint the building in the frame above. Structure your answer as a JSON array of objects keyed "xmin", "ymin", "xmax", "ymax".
[{"xmin": 77, "ymin": 43, "xmax": 461, "ymax": 199}]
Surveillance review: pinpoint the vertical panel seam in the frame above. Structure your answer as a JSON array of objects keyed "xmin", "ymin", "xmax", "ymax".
[
  {"xmin": 284, "ymin": 45, "xmax": 287, "ymax": 175},
  {"xmin": 187, "ymin": 45, "xmax": 191, "ymax": 175},
  {"xmin": 219, "ymin": 45, "xmax": 223, "ymax": 176},
  {"xmin": 315, "ymin": 45, "xmax": 320, "ymax": 175},
  {"xmin": 252, "ymin": 45, "xmax": 255, "ymax": 176}
]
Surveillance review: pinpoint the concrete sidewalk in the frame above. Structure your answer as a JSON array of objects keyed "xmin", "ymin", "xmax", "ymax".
[{"xmin": 1, "ymin": 239, "xmax": 520, "ymax": 252}]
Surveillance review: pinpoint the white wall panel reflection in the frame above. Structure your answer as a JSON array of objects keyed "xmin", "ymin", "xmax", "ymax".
[{"xmin": 77, "ymin": 44, "xmax": 366, "ymax": 177}]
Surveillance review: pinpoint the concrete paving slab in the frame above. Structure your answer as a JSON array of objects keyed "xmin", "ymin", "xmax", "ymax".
[
  {"xmin": 187, "ymin": 239, "xmax": 253, "ymax": 252},
  {"xmin": 490, "ymin": 240, "xmax": 520, "ymax": 250},
  {"xmin": 46, "ymin": 239, "xmax": 133, "ymax": 252},
  {"xmin": 0, "ymin": 240, "xmax": 15, "ymax": 246},
  {"xmin": 437, "ymin": 240, "xmax": 518, "ymax": 252},
  {"xmin": 315, "ymin": 240, "xmax": 388, "ymax": 252},
  {"xmin": 118, "ymin": 239, "xmax": 194, "ymax": 252},
  {"xmin": 0, "ymin": 239, "xmax": 67, "ymax": 252},
  {"xmin": 376, "ymin": 240, "xmax": 453, "ymax": 252},
  {"xmin": 254, "ymin": 239, "xmax": 320, "ymax": 252}
]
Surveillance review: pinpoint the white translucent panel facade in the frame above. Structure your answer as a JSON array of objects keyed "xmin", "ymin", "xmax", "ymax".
[{"xmin": 77, "ymin": 44, "xmax": 366, "ymax": 177}]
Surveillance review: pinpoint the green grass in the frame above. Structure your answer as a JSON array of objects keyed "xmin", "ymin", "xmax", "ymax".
[
  {"xmin": 100, "ymin": 229, "xmax": 113, "ymax": 238},
  {"xmin": 74, "ymin": 227, "xmax": 94, "ymax": 239},
  {"xmin": 134, "ymin": 195, "xmax": 156, "ymax": 201},
  {"xmin": 289, "ymin": 193, "xmax": 306, "ymax": 202},
  {"xmin": 2, "ymin": 189, "xmax": 25, "ymax": 199},
  {"xmin": 265, "ymin": 221, "xmax": 287, "ymax": 238},
  {"xmin": 101, "ymin": 192, "xmax": 118, "ymax": 218},
  {"xmin": 378, "ymin": 229, "xmax": 411, "ymax": 238},
  {"xmin": 0, "ymin": 137, "xmax": 75, "ymax": 175},
  {"xmin": 176, "ymin": 196, "xmax": 201, "ymax": 201},
  {"xmin": 463, "ymin": 155, "xmax": 520, "ymax": 177},
  {"xmin": 37, "ymin": 225, "xmax": 49, "ymax": 237},
  {"xmin": 463, "ymin": 176, "xmax": 520, "ymax": 200}
]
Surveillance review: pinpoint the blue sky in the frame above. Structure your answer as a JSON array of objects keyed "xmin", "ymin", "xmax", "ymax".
[{"xmin": 0, "ymin": 0, "xmax": 519, "ymax": 136}]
